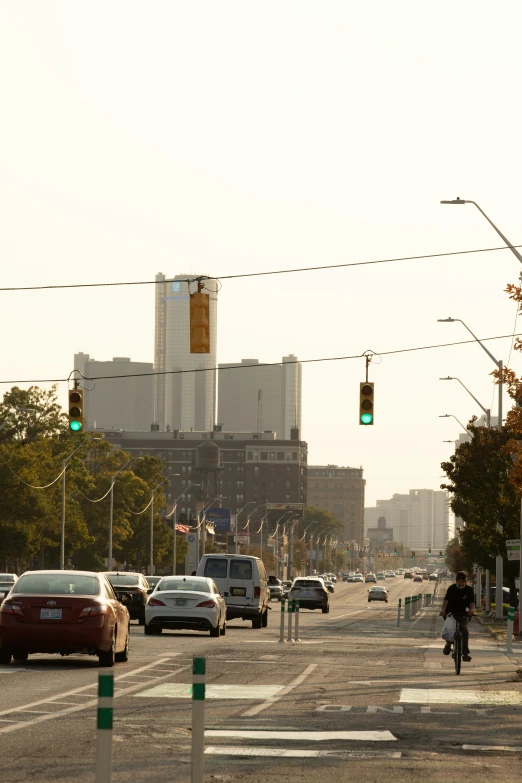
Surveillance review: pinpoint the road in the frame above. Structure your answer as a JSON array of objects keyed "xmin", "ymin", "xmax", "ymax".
[{"xmin": 0, "ymin": 577, "xmax": 521, "ymax": 782}]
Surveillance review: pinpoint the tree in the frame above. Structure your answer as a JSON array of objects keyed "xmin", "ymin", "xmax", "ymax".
[{"xmin": 0, "ymin": 385, "xmax": 67, "ymax": 444}]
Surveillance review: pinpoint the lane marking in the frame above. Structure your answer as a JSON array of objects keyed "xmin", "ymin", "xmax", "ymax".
[
  {"xmin": 400, "ymin": 689, "xmax": 522, "ymax": 705},
  {"xmin": 0, "ymin": 657, "xmax": 186, "ymax": 735},
  {"xmin": 325, "ymin": 610, "xmax": 365, "ymax": 621},
  {"xmin": 134, "ymin": 684, "xmax": 284, "ymax": 700},
  {"xmin": 241, "ymin": 664, "xmax": 318, "ymax": 717},
  {"xmin": 462, "ymin": 744, "xmax": 522, "ymax": 752},
  {"xmin": 206, "ymin": 729, "xmax": 397, "ymax": 741},
  {"xmin": 205, "ymin": 745, "xmax": 402, "ymax": 758}
]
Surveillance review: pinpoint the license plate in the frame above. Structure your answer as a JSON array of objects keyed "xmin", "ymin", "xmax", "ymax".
[
  {"xmin": 174, "ymin": 599, "xmax": 187, "ymax": 606},
  {"xmin": 230, "ymin": 587, "xmax": 246, "ymax": 597},
  {"xmin": 40, "ymin": 609, "xmax": 62, "ymax": 619}
]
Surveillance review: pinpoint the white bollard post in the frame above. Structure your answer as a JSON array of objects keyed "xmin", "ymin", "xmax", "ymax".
[
  {"xmin": 287, "ymin": 600, "xmax": 294, "ymax": 643},
  {"xmin": 294, "ymin": 599, "xmax": 301, "ymax": 642},
  {"xmin": 506, "ymin": 606, "xmax": 515, "ymax": 653},
  {"xmin": 278, "ymin": 598, "xmax": 286, "ymax": 643},
  {"xmin": 397, "ymin": 598, "xmax": 401, "ymax": 628},
  {"xmin": 95, "ymin": 673, "xmax": 114, "ymax": 783},
  {"xmin": 191, "ymin": 656, "xmax": 205, "ymax": 783},
  {"xmin": 485, "ymin": 569, "xmax": 491, "ymax": 613}
]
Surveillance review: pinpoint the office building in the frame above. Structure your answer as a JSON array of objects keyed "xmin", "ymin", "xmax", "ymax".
[
  {"xmin": 365, "ymin": 489, "xmax": 449, "ymax": 552},
  {"xmin": 307, "ymin": 465, "xmax": 365, "ymax": 544},
  {"xmin": 218, "ymin": 355, "xmax": 302, "ymax": 439},
  {"xmin": 73, "ymin": 354, "xmax": 153, "ymax": 431},
  {"xmin": 154, "ymin": 273, "xmax": 219, "ymax": 432},
  {"xmin": 366, "ymin": 516, "xmax": 394, "ymax": 548}
]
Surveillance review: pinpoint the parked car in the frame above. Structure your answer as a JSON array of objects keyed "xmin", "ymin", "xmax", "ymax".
[
  {"xmin": 368, "ymin": 586, "xmax": 389, "ymax": 603},
  {"xmin": 289, "ymin": 577, "xmax": 329, "ymax": 613},
  {"xmin": 268, "ymin": 578, "xmax": 284, "ymax": 602},
  {"xmin": 102, "ymin": 572, "xmax": 150, "ymax": 625},
  {"xmin": 365, "ymin": 573, "xmax": 377, "ymax": 583},
  {"xmin": 197, "ymin": 554, "xmax": 269, "ymax": 628},
  {"xmin": 429, "ymin": 573, "xmax": 438, "ymax": 581},
  {"xmin": 0, "ymin": 570, "xmax": 131, "ymax": 666},
  {"xmin": 145, "ymin": 576, "xmax": 226, "ymax": 637}
]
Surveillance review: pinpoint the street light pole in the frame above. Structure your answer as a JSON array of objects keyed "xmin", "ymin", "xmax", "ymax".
[
  {"xmin": 439, "ymin": 413, "xmax": 470, "ymax": 435},
  {"xmin": 440, "ymin": 198, "xmax": 522, "ymax": 264},
  {"xmin": 439, "ymin": 376, "xmax": 491, "ymax": 428}
]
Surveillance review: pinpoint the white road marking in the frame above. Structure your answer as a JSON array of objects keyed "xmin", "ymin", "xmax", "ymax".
[
  {"xmin": 462, "ymin": 744, "xmax": 522, "ymax": 752},
  {"xmin": 134, "ymin": 684, "xmax": 284, "ymax": 700},
  {"xmin": 0, "ymin": 668, "xmax": 33, "ymax": 674},
  {"xmin": 205, "ymin": 746, "xmax": 402, "ymax": 758},
  {"xmin": 206, "ymin": 729, "xmax": 397, "ymax": 741},
  {"xmin": 0, "ymin": 656, "xmax": 186, "ymax": 735},
  {"xmin": 400, "ymin": 689, "xmax": 522, "ymax": 705},
  {"xmin": 325, "ymin": 610, "xmax": 365, "ymax": 621},
  {"xmin": 241, "ymin": 664, "xmax": 318, "ymax": 718}
]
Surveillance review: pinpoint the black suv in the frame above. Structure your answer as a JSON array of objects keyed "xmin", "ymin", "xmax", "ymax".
[{"xmin": 102, "ymin": 572, "xmax": 150, "ymax": 625}]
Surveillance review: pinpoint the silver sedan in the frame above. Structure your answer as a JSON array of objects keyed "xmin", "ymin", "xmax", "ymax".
[{"xmin": 145, "ymin": 576, "xmax": 226, "ymax": 637}]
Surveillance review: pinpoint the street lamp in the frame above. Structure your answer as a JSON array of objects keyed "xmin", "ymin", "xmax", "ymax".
[
  {"xmin": 440, "ymin": 198, "xmax": 522, "ymax": 264},
  {"xmin": 439, "ymin": 414, "xmax": 470, "ymax": 435},
  {"xmin": 437, "ymin": 318, "xmax": 503, "ymax": 428},
  {"xmin": 239, "ymin": 503, "xmax": 265, "ymax": 555},
  {"xmin": 164, "ymin": 483, "xmax": 201, "ymax": 575},
  {"xmin": 60, "ymin": 436, "xmax": 101, "ymax": 570},
  {"xmin": 108, "ymin": 455, "xmax": 142, "ymax": 572},
  {"xmin": 439, "ymin": 376, "xmax": 491, "ymax": 428}
]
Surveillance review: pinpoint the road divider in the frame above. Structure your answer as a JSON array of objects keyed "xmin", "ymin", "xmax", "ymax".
[
  {"xmin": 95, "ymin": 674, "xmax": 113, "ymax": 783},
  {"xmin": 396, "ymin": 598, "xmax": 402, "ymax": 627},
  {"xmin": 277, "ymin": 599, "xmax": 301, "ymax": 643},
  {"xmin": 506, "ymin": 606, "xmax": 515, "ymax": 653},
  {"xmin": 192, "ymin": 657, "xmax": 205, "ymax": 783}
]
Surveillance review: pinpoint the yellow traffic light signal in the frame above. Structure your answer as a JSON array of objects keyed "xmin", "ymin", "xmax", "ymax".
[
  {"xmin": 68, "ymin": 388, "xmax": 84, "ymax": 433},
  {"xmin": 359, "ymin": 382, "xmax": 374, "ymax": 425},
  {"xmin": 190, "ymin": 286, "xmax": 210, "ymax": 353}
]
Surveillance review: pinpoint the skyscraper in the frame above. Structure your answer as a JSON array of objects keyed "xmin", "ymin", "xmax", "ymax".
[
  {"xmin": 154, "ymin": 273, "xmax": 218, "ymax": 431},
  {"xmin": 217, "ymin": 355, "xmax": 302, "ymax": 439}
]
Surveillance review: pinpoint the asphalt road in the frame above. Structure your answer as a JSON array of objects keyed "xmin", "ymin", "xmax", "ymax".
[{"xmin": 1, "ymin": 577, "xmax": 521, "ymax": 783}]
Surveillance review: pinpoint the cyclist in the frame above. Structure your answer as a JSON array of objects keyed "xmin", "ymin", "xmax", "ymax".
[{"xmin": 439, "ymin": 570, "xmax": 475, "ymax": 662}]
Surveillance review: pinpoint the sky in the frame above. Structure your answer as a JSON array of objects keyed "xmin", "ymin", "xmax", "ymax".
[{"xmin": 1, "ymin": 1, "xmax": 522, "ymax": 507}]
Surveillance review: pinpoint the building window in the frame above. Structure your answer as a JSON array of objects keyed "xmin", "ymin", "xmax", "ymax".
[
  {"xmin": 269, "ymin": 452, "xmax": 275, "ymax": 460},
  {"xmin": 285, "ymin": 453, "xmax": 292, "ymax": 461},
  {"xmin": 247, "ymin": 451, "xmax": 253, "ymax": 460},
  {"xmin": 285, "ymin": 481, "xmax": 291, "ymax": 489},
  {"xmin": 261, "ymin": 452, "xmax": 268, "ymax": 460},
  {"xmin": 285, "ymin": 495, "xmax": 291, "ymax": 502},
  {"xmin": 237, "ymin": 494, "xmax": 244, "ymax": 503},
  {"xmin": 277, "ymin": 452, "xmax": 284, "ymax": 460},
  {"xmin": 182, "ymin": 466, "xmax": 187, "ymax": 474},
  {"xmin": 237, "ymin": 466, "xmax": 244, "ymax": 475},
  {"xmin": 224, "ymin": 434, "xmax": 234, "ymax": 440},
  {"xmin": 179, "ymin": 433, "xmax": 184, "ymax": 439},
  {"xmin": 237, "ymin": 481, "xmax": 244, "ymax": 489},
  {"xmin": 286, "ymin": 466, "xmax": 291, "ymax": 473},
  {"xmin": 292, "ymin": 452, "xmax": 298, "ymax": 460},
  {"xmin": 254, "ymin": 466, "xmax": 259, "ymax": 475}
]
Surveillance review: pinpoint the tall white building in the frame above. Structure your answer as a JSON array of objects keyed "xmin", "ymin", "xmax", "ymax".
[
  {"xmin": 154, "ymin": 273, "xmax": 218, "ymax": 432},
  {"xmin": 365, "ymin": 489, "xmax": 449, "ymax": 552},
  {"xmin": 218, "ymin": 355, "xmax": 302, "ymax": 439}
]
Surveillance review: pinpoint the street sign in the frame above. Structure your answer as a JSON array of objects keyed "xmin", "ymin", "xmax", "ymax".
[
  {"xmin": 506, "ymin": 539, "xmax": 521, "ymax": 561},
  {"xmin": 266, "ymin": 503, "xmax": 304, "ymax": 512},
  {"xmin": 206, "ymin": 508, "xmax": 231, "ymax": 533},
  {"xmin": 472, "ymin": 563, "xmax": 483, "ymax": 574},
  {"xmin": 234, "ymin": 535, "xmax": 250, "ymax": 545}
]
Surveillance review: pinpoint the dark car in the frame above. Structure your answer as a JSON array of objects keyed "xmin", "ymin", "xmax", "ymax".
[
  {"xmin": 0, "ymin": 570, "xmax": 130, "ymax": 667},
  {"xmin": 102, "ymin": 572, "xmax": 150, "ymax": 625},
  {"xmin": 368, "ymin": 586, "xmax": 388, "ymax": 603},
  {"xmin": 289, "ymin": 578, "xmax": 329, "ymax": 613}
]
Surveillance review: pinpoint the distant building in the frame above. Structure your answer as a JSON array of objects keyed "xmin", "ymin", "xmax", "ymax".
[
  {"xmin": 365, "ymin": 489, "xmax": 449, "ymax": 552},
  {"xmin": 74, "ymin": 354, "xmax": 153, "ymax": 432},
  {"xmin": 306, "ymin": 465, "xmax": 365, "ymax": 544},
  {"xmin": 367, "ymin": 516, "xmax": 394, "ymax": 548},
  {"xmin": 154, "ymin": 273, "xmax": 219, "ymax": 432},
  {"xmin": 218, "ymin": 356, "xmax": 302, "ymax": 439}
]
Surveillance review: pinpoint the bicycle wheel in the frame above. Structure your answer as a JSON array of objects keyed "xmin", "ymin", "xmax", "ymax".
[{"xmin": 454, "ymin": 632, "xmax": 462, "ymax": 675}]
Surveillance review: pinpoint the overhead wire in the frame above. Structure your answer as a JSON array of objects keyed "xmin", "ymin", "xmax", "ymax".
[
  {"xmin": 0, "ymin": 455, "xmax": 67, "ymax": 490},
  {"xmin": 0, "ymin": 242, "xmax": 521, "ymax": 293}
]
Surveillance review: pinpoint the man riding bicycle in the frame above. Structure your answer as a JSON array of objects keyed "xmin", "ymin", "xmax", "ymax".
[{"xmin": 439, "ymin": 570, "xmax": 475, "ymax": 662}]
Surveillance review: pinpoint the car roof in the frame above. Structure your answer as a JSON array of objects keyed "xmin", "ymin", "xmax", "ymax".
[
  {"xmin": 20, "ymin": 569, "xmax": 101, "ymax": 578},
  {"xmin": 369, "ymin": 585, "xmax": 386, "ymax": 590}
]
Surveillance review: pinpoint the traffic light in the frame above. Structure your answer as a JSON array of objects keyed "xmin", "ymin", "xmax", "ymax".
[
  {"xmin": 411, "ymin": 551, "xmax": 415, "ymax": 559},
  {"xmin": 428, "ymin": 548, "xmax": 431, "ymax": 556},
  {"xmin": 345, "ymin": 547, "xmax": 350, "ymax": 553},
  {"xmin": 439, "ymin": 550, "xmax": 443, "ymax": 559},
  {"xmin": 359, "ymin": 382, "xmax": 374, "ymax": 425},
  {"xmin": 68, "ymin": 388, "xmax": 84, "ymax": 433},
  {"xmin": 190, "ymin": 284, "xmax": 210, "ymax": 353},
  {"xmin": 394, "ymin": 547, "xmax": 397, "ymax": 555}
]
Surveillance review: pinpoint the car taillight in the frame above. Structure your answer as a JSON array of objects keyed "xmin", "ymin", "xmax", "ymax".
[
  {"xmin": 196, "ymin": 599, "xmax": 216, "ymax": 608},
  {"xmin": 0, "ymin": 602, "xmax": 23, "ymax": 616},
  {"xmin": 148, "ymin": 597, "xmax": 166, "ymax": 607},
  {"xmin": 79, "ymin": 605, "xmax": 108, "ymax": 617},
  {"xmin": 254, "ymin": 587, "xmax": 260, "ymax": 599}
]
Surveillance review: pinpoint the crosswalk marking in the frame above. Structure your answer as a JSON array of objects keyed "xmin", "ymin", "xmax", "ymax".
[
  {"xmin": 400, "ymin": 689, "xmax": 522, "ymax": 705},
  {"xmin": 205, "ymin": 746, "xmax": 402, "ymax": 758},
  {"xmin": 205, "ymin": 729, "xmax": 397, "ymax": 741},
  {"xmin": 134, "ymin": 684, "xmax": 284, "ymax": 700}
]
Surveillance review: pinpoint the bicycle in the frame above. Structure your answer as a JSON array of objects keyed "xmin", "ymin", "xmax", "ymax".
[{"xmin": 446, "ymin": 613, "xmax": 470, "ymax": 675}]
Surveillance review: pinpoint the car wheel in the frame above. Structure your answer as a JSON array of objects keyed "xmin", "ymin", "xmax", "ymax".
[
  {"xmin": 209, "ymin": 623, "xmax": 220, "ymax": 637},
  {"xmin": 115, "ymin": 632, "xmax": 129, "ymax": 662},
  {"xmin": 321, "ymin": 604, "xmax": 329, "ymax": 614},
  {"xmin": 0, "ymin": 649, "xmax": 12, "ymax": 665},
  {"xmin": 138, "ymin": 609, "xmax": 146, "ymax": 626},
  {"xmin": 12, "ymin": 651, "xmax": 28, "ymax": 662},
  {"xmin": 98, "ymin": 637, "xmax": 116, "ymax": 668},
  {"xmin": 252, "ymin": 614, "xmax": 263, "ymax": 629},
  {"xmin": 144, "ymin": 623, "xmax": 155, "ymax": 635},
  {"xmin": 261, "ymin": 608, "xmax": 268, "ymax": 628},
  {"xmin": 220, "ymin": 621, "xmax": 226, "ymax": 636}
]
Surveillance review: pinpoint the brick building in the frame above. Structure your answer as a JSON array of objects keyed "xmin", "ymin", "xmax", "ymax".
[{"xmin": 306, "ymin": 465, "xmax": 365, "ymax": 544}]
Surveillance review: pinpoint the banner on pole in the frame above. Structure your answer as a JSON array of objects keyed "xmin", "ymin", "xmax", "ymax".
[{"xmin": 206, "ymin": 508, "xmax": 231, "ymax": 533}]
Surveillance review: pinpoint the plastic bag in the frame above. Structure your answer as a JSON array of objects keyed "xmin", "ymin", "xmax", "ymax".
[{"xmin": 441, "ymin": 615, "xmax": 456, "ymax": 642}]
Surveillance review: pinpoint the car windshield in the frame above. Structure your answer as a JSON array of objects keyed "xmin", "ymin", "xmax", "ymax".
[
  {"xmin": 104, "ymin": 574, "xmax": 142, "ymax": 586},
  {"xmin": 13, "ymin": 574, "xmax": 99, "ymax": 595},
  {"xmin": 370, "ymin": 586, "xmax": 386, "ymax": 591},
  {"xmin": 156, "ymin": 579, "xmax": 211, "ymax": 593},
  {"xmin": 0, "ymin": 582, "xmax": 14, "ymax": 591},
  {"xmin": 203, "ymin": 559, "xmax": 228, "ymax": 579}
]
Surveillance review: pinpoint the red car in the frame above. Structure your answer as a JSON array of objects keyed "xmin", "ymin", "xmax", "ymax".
[{"xmin": 0, "ymin": 570, "xmax": 131, "ymax": 667}]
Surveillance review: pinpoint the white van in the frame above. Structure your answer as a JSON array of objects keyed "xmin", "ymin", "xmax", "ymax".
[{"xmin": 196, "ymin": 554, "xmax": 269, "ymax": 628}]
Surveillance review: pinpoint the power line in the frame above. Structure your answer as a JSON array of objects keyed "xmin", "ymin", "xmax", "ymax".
[
  {"xmin": 0, "ymin": 243, "xmax": 521, "ymax": 293},
  {"xmin": 1, "ymin": 331, "xmax": 520, "ymax": 385}
]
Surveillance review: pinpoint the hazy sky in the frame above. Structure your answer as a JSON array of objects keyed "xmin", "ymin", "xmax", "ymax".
[{"xmin": 1, "ymin": 1, "xmax": 522, "ymax": 506}]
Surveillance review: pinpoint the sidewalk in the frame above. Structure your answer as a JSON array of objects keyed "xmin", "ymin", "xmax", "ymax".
[{"xmin": 474, "ymin": 609, "xmax": 522, "ymax": 645}]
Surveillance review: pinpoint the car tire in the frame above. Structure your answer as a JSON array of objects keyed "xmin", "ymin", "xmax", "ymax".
[
  {"xmin": 209, "ymin": 624, "xmax": 220, "ymax": 637},
  {"xmin": 115, "ymin": 632, "xmax": 129, "ymax": 663},
  {"xmin": 13, "ymin": 651, "xmax": 28, "ymax": 662},
  {"xmin": 0, "ymin": 649, "xmax": 12, "ymax": 665},
  {"xmin": 138, "ymin": 609, "xmax": 146, "ymax": 626},
  {"xmin": 321, "ymin": 605, "xmax": 329, "ymax": 614},
  {"xmin": 261, "ymin": 608, "xmax": 268, "ymax": 628},
  {"xmin": 252, "ymin": 614, "xmax": 263, "ymax": 629},
  {"xmin": 144, "ymin": 624, "xmax": 157, "ymax": 635},
  {"xmin": 220, "ymin": 621, "xmax": 226, "ymax": 636},
  {"xmin": 98, "ymin": 637, "xmax": 116, "ymax": 668}
]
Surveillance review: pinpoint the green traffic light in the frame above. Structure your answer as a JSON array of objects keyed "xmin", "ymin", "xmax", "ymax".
[
  {"xmin": 360, "ymin": 413, "xmax": 373, "ymax": 425},
  {"xmin": 69, "ymin": 421, "xmax": 82, "ymax": 432}
]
